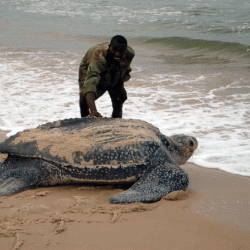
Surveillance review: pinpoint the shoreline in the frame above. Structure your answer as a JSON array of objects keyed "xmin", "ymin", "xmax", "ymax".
[{"xmin": 0, "ymin": 129, "xmax": 249, "ymax": 249}]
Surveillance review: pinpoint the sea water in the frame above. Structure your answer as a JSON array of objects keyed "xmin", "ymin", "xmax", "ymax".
[{"xmin": 0, "ymin": 0, "xmax": 249, "ymax": 176}]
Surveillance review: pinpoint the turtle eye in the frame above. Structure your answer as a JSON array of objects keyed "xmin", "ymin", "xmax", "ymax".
[{"xmin": 189, "ymin": 140, "xmax": 194, "ymax": 147}]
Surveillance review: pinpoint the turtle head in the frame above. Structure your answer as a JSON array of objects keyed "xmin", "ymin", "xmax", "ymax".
[{"xmin": 162, "ymin": 134, "xmax": 198, "ymax": 165}]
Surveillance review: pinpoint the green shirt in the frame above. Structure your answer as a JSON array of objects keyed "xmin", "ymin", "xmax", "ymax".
[{"xmin": 78, "ymin": 42, "xmax": 135, "ymax": 96}]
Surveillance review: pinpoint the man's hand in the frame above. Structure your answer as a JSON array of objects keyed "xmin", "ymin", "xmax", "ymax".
[{"xmin": 88, "ymin": 111, "xmax": 102, "ymax": 118}]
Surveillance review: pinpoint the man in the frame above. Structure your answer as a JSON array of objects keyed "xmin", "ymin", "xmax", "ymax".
[{"xmin": 78, "ymin": 35, "xmax": 135, "ymax": 118}]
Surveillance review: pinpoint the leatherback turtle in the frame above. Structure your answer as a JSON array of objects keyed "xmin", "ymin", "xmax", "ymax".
[{"xmin": 0, "ymin": 118, "xmax": 198, "ymax": 203}]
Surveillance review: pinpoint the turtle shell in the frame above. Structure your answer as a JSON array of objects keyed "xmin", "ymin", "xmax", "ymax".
[{"xmin": 0, "ymin": 118, "xmax": 164, "ymax": 168}]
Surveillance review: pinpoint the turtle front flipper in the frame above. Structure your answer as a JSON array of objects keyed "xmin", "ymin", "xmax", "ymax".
[
  {"xmin": 0, "ymin": 156, "xmax": 46, "ymax": 196},
  {"xmin": 109, "ymin": 162, "xmax": 189, "ymax": 204}
]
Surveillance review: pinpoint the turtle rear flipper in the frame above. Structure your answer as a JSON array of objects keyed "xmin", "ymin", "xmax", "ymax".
[
  {"xmin": 0, "ymin": 156, "xmax": 46, "ymax": 196},
  {"xmin": 109, "ymin": 162, "xmax": 189, "ymax": 204},
  {"xmin": 0, "ymin": 176, "xmax": 36, "ymax": 196}
]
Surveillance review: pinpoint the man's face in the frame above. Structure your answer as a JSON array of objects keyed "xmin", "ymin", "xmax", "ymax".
[{"xmin": 108, "ymin": 42, "xmax": 127, "ymax": 63}]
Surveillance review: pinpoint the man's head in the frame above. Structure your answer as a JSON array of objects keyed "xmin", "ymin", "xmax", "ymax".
[{"xmin": 108, "ymin": 35, "xmax": 127, "ymax": 63}]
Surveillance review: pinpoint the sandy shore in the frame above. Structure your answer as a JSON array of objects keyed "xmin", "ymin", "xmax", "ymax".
[{"xmin": 0, "ymin": 130, "xmax": 249, "ymax": 250}]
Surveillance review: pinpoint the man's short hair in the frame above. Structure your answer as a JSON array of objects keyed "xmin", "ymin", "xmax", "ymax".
[{"xmin": 110, "ymin": 35, "xmax": 127, "ymax": 46}]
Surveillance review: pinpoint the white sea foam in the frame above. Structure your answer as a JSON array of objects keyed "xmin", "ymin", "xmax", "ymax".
[
  {"xmin": 0, "ymin": 49, "xmax": 249, "ymax": 177},
  {"xmin": 0, "ymin": 50, "xmax": 79, "ymax": 132}
]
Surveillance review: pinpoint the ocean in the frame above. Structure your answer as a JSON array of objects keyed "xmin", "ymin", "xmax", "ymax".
[{"xmin": 0, "ymin": 0, "xmax": 249, "ymax": 176}]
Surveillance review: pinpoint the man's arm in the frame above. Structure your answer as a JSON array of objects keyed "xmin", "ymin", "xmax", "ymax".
[
  {"xmin": 80, "ymin": 48, "xmax": 106, "ymax": 117},
  {"xmin": 121, "ymin": 65, "xmax": 132, "ymax": 82},
  {"xmin": 83, "ymin": 65, "xmax": 102, "ymax": 117},
  {"xmin": 121, "ymin": 46, "xmax": 135, "ymax": 82}
]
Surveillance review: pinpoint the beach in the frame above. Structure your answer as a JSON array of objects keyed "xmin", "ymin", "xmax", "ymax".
[{"xmin": 0, "ymin": 131, "xmax": 249, "ymax": 250}]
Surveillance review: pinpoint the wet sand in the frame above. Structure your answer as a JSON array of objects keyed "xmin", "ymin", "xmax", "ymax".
[{"xmin": 0, "ymin": 130, "xmax": 249, "ymax": 250}]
